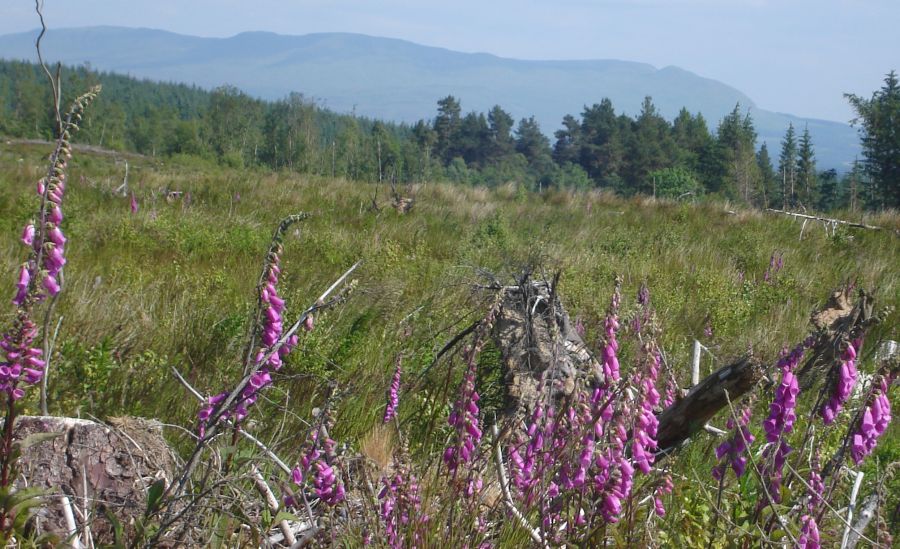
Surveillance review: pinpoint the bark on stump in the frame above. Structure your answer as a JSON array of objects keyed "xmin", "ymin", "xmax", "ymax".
[
  {"xmin": 490, "ymin": 279, "xmax": 601, "ymax": 421},
  {"xmin": 12, "ymin": 415, "xmax": 174, "ymax": 544},
  {"xmin": 488, "ymin": 280, "xmax": 874, "ymax": 454}
]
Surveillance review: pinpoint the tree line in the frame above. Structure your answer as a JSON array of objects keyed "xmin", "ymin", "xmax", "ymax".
[{"xmin": 1, "ymin": 60, "xmax": 896, "ymax": 210}]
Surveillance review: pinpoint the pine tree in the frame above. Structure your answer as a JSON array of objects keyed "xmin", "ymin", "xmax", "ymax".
[
  {"xmin": 845, "ymin": 70, "xmax": 900, "ymax": 208},
  {"xmin": 486, "ymin": 105, "xmax": 515, "ymax": 161},
  {"xmin": 553, "ymin": 114, "xmax": 581, "ymax": 165},
  {"xmin": 778, "ymin": 123, "xmax": 798, "ymax": 208},
  {"xmin": 627, "ymin": 96, "xmax": 676, "ymax": 195},
  {"xmin": 796, "ymin": 126, "xmax": 816, "ymax": 207},
  {"xmin": 578, "ymin": 99, "xmax": 625, "ymax": 185},
  {"xmin": 756, "ymin": 142, "xmax": 776, "ymax": 208},
  {"xmin": 433, "ymin": 95, "xmax": 461, "ymax": 163}
]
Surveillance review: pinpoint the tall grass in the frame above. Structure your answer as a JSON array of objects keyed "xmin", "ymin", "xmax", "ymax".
[{"xmin": 1, "ymin": 141, "xmax": 897, "ymax": 436}]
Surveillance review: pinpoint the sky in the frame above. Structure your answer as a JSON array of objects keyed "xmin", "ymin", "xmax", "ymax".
[{"xmin": 2, "ymin": 0, "xmax": 898, "ymax": 123}]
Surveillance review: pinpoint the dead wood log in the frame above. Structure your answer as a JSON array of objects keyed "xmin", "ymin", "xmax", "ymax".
[
  {"xmin": 656, "ymin": 355, "xmax": 761, "ymax": 451},
  {"xmin": 658, "ymin": 287, "xmax": 872, "ymax": 452},
  {"xmin": 487, "ymin": 277, "xmax": 874, "ymax": 454},
  {"xmin": 765, "ymin": 208, "xmax": 883, "ymax": 231}
]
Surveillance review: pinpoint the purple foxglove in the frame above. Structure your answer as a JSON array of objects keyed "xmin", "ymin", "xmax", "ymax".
[
  {"xmin": 43, "ymin": 274, "xmax": 61, "ymax": 296},
  {"xmin": 21, "ymin": 224, "xmax": 35, "ymax": 247},
  {"xmin": 49, "ymin": 205, "xmax": 63, "ymax": 224},
  {"xmin": 383, "ymin": 357, "xmax": 402, "ymax": 423}
]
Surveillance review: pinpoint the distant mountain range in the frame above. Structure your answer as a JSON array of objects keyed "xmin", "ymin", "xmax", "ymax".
[{"xmin": 0, "ymin": 26, "xmax": 860, "ymax": 170}]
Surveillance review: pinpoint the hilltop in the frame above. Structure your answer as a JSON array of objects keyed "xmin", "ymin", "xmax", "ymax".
[{"xmin": 0, "ymin": 26, "xmax": 860, "ymax": 170}]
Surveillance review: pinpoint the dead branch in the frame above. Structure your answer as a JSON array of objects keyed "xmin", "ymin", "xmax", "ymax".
[
  {"xmin": 765, "ymin": 208, "xmax": 883, "ymax": 231},
  {"xmin": 656, "ymin": 355, "xmax": 761, "ymax": 452},
  {"xmin": 251, "ymin": 465, "xmax": 295, "ymax": 546},
  {"xmin": 658, "ymin": 287, "xmax": 872, "ymax": 452},
  {"xmin": 491, "ymin": 424, "xmax": 546, "ymax": 547}
]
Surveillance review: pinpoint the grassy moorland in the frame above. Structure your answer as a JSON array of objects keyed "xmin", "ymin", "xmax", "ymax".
[{"xmin": 1, "ymin": 140, "xmax": 898, "ymax": 545}]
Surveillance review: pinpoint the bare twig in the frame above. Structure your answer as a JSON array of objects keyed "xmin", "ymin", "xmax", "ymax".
[
  {"xmin": 840, "ymin": 469, "xmax": 865, "ymax": 549},
  {"xmin": 152, "ymin": 260, "xmax": 359, "ymax": 545},
  {"xmin": 845, "ymin": 494, "xmax": 878, "ymax": 549},
  {"xmin": 60, "ymin": 495, "xmax": 82, "ymax": 549},
  {"xmin": 491, "ymin": 424, "xmax": 546, "ymax": 547},
  {"xmin": 784, "ymin": 463, "xmax": 878, "ymax": 547},
  {"xmin": 251, "ymin": 465, "xmax": 295, "ymax": 546},
  {"xmin": 171, "ymin": 366, "xmax": 291, "ymax": 475}
]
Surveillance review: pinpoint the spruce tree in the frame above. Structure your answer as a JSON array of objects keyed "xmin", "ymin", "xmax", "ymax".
[
  {"xmin": 778, "ymin": 123, "xmax": 798, "ymax": 208},
  {"xmin": 845, "ymin": 70, "xmax": 900, "ymax": 208},
  {"xmin": 796, "ymin": 126, "xmax": 817, "ymax": 207},
  {"xmin": 756, "ymin": 142, "xmax": 776, "ymax": 208}
]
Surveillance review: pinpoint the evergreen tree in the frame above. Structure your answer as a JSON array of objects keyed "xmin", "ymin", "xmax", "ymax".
[
  {"xmin": 487, "ymin": 105, "xmax": 515, "ymax": 161},
  {"xmin": 455, "ymin": 111, "xmax": 490, "ymax": 167},
  {"xmin": 778, "ymin": 123, "xmax": 798, "ymax": 208},
  {"xmin": 578, "ymin": 99, "xmax": 624, "ymax": 184},
  {"xmin": 626, "ymin": 96, "xmax": 676, "ymax": 195},
  {"xmin": 412, "ymin": 120, "xmax": 437, "ymax": 180},
  {"xmin": 816, "ymin": 169, "xmax": 841, "ymax": 211},
  {"xmin": 433, "ymin": 95, "xmax": 461, "ymax": 163},
  {"xmin": 672, "ymin": 108, "xmax": 711, "ymax": 173},
  {"xmin": 756, "ymin": 142, "xmax": 776, "ymax": 208},
  {"xmin": 796, "ymin": 126, "xmax": 817, "ymax": 207},
  {"xmin": 715, "ymin": 104, "xmax": 759, "ymax": 202},
  {"xmin": 553, "ymin": 114, "xmax": 581, "ymax": 166},
  {"xmin": 845, "ymin": 70, "xmax": 900, "ymax": 208},
  {"xmin": 515, "ymin": 117, "xmax": 554, "ymax": 188}
]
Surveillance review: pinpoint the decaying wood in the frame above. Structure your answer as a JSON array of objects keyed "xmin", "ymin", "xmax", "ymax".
[
  {"xmin": 656, "ymin": 355, "xmax": 761, "ymax": 451},
  {"xmin": 489, "ymin": 278, "xmax": 600, "ymax": 420},
  {"xmin": 797, "ymin": 287, "xmax": 873, "ymax": 390},
  {"xmin": 12, "ymin": 415, "xmax": 174, "ymax": 544},
  {"xmin": 659, "ymin": 287, "xmax": 872, "ymax": 451},
  {"xmin": 486, "ymin": 276, "xmax": 874, "ymax": 454},
  {"xmin": 765, "ymin": 208, "xmax": 883, "ymax": 231}
]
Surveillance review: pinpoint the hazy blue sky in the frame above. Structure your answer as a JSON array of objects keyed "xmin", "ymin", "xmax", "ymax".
[{"xmin": 2, "ymin": 0, "xmax": 897, "ymax": 122}]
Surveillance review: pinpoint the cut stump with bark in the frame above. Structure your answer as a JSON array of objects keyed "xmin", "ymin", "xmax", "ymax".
[{"xmin": 12, "ymin": 415, "xmax": 174, "ymax": 544}]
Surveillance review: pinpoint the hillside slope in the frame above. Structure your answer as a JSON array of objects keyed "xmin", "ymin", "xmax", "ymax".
[{"xmin": 0, "ymin": 26, "xmax": 860, "ymax": 170}]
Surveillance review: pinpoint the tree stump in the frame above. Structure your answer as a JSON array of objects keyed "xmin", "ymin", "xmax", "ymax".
[{"xmin": 12, "ymin": 415, "xmax": 174, "ymax": 544}]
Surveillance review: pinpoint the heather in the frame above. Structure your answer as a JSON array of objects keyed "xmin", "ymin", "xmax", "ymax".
[{"xmin": 0, "ymin": 139, "xmax": 898, "ymax": 546}]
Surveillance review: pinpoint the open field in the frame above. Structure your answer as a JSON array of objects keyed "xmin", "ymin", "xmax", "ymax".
[{"xmin": 1, "ymin": 139, "xmax": 898, "ymax": 545}]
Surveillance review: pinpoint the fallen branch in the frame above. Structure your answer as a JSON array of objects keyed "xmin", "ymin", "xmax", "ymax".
[
  {"xmin": 657, "ymin": 288, "xmax": 872, "ymax": 453},
  {"xmin": 492, "ymin": 424, "xmax": 546, "ymax": 547},
  {"xmin": 60, "ymin": 495, "xmax": 82, "ymax": 549},
  {"xmin": 251, "ymin": 465, "xmax": 295, "ymax": 546},
  {"xmin": 845, "ymin": 494, "xmax": 878, "ymax": 549},
  {"xmin": 656, "ymin": 355, "xmax": 762, "ymax": 452},
  {"xmin": 765, "ymin": 208, "xmax": 882, "ymax": 231},
  {"xmin": 840, "ymin": 470, "xmax": 865, "ymax": 549},
  {"xmin": 171, "ymin": 367, "xmax": 291, "ymax": 475}
]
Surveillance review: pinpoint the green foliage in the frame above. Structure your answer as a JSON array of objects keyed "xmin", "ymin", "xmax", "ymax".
[
  {"xmin": 846, "ymin": 70, "xmax": 900, "ymax": 208},
  {"xmin": 649, "ymin": 166, "xmax": 703, "ymax": 199},
  {"xmin": 8, "ymin": 60, "xmax": 895, "ymax": 210}
]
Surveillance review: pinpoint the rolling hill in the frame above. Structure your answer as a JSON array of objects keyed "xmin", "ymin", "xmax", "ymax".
[{"xmin": 0, "ymin": 26, "xmax": 860, "ymax": 170}]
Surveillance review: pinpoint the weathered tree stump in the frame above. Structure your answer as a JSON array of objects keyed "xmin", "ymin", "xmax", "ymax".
[
  {"xmin": 12, "ymin": 415, "xmax": 174, "ymax": 544},
  {"xmin": 490, "ymin": 279, "xmax": 601, "ymax": 420},
  {"xmin": 487, "ymin": 278, "xmax": 875, "ymax": 454}
]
